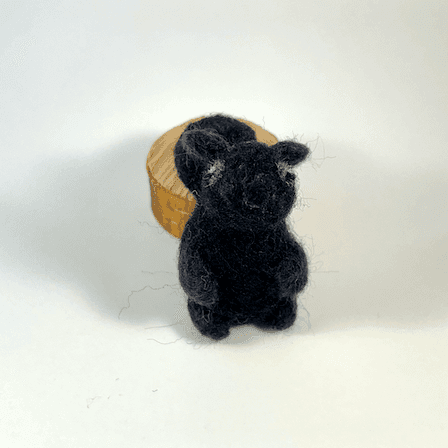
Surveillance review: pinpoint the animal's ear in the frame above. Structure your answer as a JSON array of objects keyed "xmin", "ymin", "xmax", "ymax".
[
  {"xmin": 174, "ymin": 129, "xmax": 229, "ymax": 195},
  {"xmin": 272, "ymin": 141, "xmax": 309, "ymax": 166}
]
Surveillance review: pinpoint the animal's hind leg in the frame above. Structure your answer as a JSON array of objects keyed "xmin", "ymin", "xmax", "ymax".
[
  {"xmin": 252, "ymin": 296, "xmax": 297, "ymax": 331},
  {"xmin": 187, "ymin": 300, "xmax": 231, "ymax": 341}
]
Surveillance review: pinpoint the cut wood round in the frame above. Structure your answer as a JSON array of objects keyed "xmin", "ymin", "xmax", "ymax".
[{"xmin": 146, "ymin": 116, "xmax": 278, "ymax": 239}]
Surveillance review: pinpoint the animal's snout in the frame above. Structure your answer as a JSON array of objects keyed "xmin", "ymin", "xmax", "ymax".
[{"xmin": 244, "ymin": 182, "xmax": 271, "ymax": 210}]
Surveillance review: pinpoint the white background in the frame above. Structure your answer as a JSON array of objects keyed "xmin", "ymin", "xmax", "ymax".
[{"xmin": 1, "ymin": 1, "xmax": 447, "ymax": 447}]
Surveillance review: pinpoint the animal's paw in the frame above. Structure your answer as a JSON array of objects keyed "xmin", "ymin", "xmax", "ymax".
[
  {"xmin": 253, "ymin": 296, "xmax": 297, "ymax": 331},
  {"xmin": 276, "ymin": 243, "xmax": 308, "ymax": 296},
  {"xmin": 187, "ymin": 300, "xmax": 231, "ymax": 341},
  {"xmin": 179, "ymin": 255, "xmax": 219, "ymax": 306}
]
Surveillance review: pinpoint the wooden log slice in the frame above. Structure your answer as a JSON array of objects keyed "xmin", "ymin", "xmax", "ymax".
[{"xmin": 146, "ymin": 116, "xmax": 278, "ymax": 239}]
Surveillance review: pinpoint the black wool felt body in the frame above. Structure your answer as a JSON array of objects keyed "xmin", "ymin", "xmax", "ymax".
[{"xmin": 174, "ymin": 115, "xmax": 309, "ymax": 340}]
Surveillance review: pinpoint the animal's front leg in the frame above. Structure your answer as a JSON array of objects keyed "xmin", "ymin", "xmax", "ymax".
[
  {"xmin": 276, "ymin": 242, "xmax": 308, "ymax": 297},
  {"xmin": 178, "ymin": 247, "xmax": 219, "ymax": 306}
]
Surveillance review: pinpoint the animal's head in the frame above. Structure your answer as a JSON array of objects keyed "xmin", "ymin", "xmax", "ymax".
[{"xmin": 174, "ymin": 122, "xmax": 309, "ymax": 228}]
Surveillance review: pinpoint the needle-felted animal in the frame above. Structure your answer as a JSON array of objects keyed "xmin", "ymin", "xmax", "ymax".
[{"xmin": 174, "ymin": 114, "xmax": 309, "ymax": 340}]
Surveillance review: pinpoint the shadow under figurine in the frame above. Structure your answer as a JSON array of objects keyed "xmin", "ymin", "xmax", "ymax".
[{"xmin": 174, "ymin": 114, "xmax": 309, "ymax": 340}]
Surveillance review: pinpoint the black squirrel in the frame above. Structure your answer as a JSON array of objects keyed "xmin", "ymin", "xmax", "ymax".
[{"xmin": 174, "ymin": 114, "xmax": 309, "ymax": 340}]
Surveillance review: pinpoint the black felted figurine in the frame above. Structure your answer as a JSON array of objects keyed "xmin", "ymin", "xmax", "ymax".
[{"xmin": 174, "ymin": 114, "xmax": 309, "ymax": 340}]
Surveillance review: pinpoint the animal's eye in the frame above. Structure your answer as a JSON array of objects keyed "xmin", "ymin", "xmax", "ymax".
[
  {"xmin": 277, "ymin": 162, "xmax": 296, "ymax": 186},
  {"xmin": 277, "ymin": 161, "xmax": 290, "ymax": 179},
  {"xmin": 285, "ymin": 172, "xmax": 296, "ymax": 186},
  {"xmin": 204, "ymin": 160, "xmax": 225, "ymax": 187}
]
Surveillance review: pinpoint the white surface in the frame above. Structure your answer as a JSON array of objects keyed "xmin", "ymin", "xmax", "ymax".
[{"xmin": 1, "ymin": 1, "xmax": 447, "ymax": 447}]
